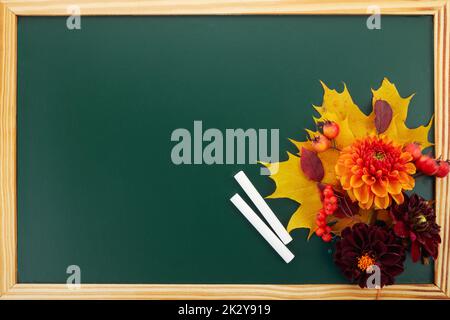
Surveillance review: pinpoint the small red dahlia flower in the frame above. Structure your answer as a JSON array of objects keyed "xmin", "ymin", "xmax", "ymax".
[
  {"xmin": 334, "ymin": 223, "xmax": 406, "ymax": 288},
  {"xmin": 390, "ymin": 193, "xmax": 441, "ymax": 262},
  {"xmin": 335, "ymin": 136, "xmax": 416, "ymax": 209}
]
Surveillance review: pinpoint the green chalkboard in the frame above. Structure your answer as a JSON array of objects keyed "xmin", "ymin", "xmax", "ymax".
[{"xmin": 18, "ymin": 15, "xmax": 434, "ymax": 284}]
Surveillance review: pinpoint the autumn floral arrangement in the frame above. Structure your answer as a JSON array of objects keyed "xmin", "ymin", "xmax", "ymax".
[{"xmin": 263, "ymin": 78, "xmax": 449, "ymax": 288}]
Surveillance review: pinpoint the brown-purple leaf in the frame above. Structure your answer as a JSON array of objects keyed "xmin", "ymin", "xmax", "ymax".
[
  {"xmin": 300, "ymin": 147, "xmax": 324, "ymax": 182},
  {"xmin": 374, "ymin": 100, "xmax": 393, "ymax": 134}
]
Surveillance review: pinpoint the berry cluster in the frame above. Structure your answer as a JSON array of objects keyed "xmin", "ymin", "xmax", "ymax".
[
  {"xmin": 311, "ymin": 121, "xmax": 340, "ymax": 153},
  {"xmin": 404, "ymin": 143, "xmax": 450, "ymax": 178},
  {"xmin": 315, "ymin": 185, "xmax": 338, "ymax": 242}
]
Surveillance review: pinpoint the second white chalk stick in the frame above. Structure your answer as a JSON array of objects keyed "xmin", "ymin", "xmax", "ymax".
[
  {"xmin": 234, "ymin": 171, "xmax": 292, "ymax": 244},
  {"xmin": 230, "ymin": 194, "xmax": 294, "ymax": 263}
]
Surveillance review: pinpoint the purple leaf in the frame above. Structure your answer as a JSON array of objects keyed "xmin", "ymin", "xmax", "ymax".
[
  {"xmin": 374, "ymin": 100, "xmax": 393, "ymax": 134},
  {"xmin": 300, "ymin": 148, "xmax": 324, "ymax": 182}
]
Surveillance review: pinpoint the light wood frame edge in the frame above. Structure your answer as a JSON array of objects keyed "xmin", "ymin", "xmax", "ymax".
[{"xmin": 1, "ymin": 0, "xmax": 449, "ymax": 300}]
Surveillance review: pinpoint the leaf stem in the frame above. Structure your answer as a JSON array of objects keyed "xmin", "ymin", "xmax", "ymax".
[{"xmin": 331, "ymin": 140, "xmax": 341, "ymax": 152}]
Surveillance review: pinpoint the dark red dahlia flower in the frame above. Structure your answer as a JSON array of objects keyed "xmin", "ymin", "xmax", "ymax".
[
  {"xmin": 334, "ymin": 223, "xmax": 406, "ymax": 288},
  {"xmin": 390, "ymin": 193, "xmax": 441, "ymax": 262}
]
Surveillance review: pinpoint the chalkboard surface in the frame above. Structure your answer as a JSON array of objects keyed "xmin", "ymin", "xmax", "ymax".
[{"xmin": 17, "ymin": 15, "xmax": 434, "ymax": 284}]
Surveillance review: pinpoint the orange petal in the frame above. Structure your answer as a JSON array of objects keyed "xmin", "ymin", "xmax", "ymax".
[
  {"xmin": 400, "ymin": 152, "xmax": 413, "ymax": 162},
  {"xmin": 346, "ymin": 189, "xmax": 356, "ymax": 202},
  {"xmin": 371, "ymin": 178, "xmax": 388, "ymax": 197},
  {"xmin": 350, "ymin": 175, "xmax": 364, "ymax": 188},
  {"xmin": 344, "ymin": 159, "xmax": 354, "ymax": 167},
  {"xmin": 387, "ymin": 179, "xmax": 402, "ymax": 195},
  {"xmin": 358, "ymin": 201, "xmax": 369, "ymax": 209},
  {"xmin": 341, "ymin": 175, "xmax": 351, "ymax": 190},
  {"xmin": 388, "ymin": 170, "xmax": 399, "ymax": 179},
  {"xmin": 391, "ymin": 192, "xmax": 404, "ymax": 204},
  {"xmin": 335, "ymin": 163, "xmax": 346, "ymax": 176},
  {"xmin": 398, "ymin": 171, "xmax": 409, "ymax": 183},
  {"xmin": 351, "ymin": 165, "xmax": 360, "ymax": 174},
  {"xmin": 374, "ymin": 195, "xmax": 390, "ymax": 209},
  {"xmin": 362, "ymin": 174, "xmax": 376, "ymax": 185},
  {"xmin": 365, "ymin": 193, "xmax": 374, "ymax": 209},
  {"xmin": 354, "ymin": 185, "xmax": 369, "ymax": 204},
  {"xmin": 358, "ymin": 193, "xmax": 374, "ymax": 209},
  {"xmin": 399, "ymin": 172, "xmax": 415, "ymax": 190},
  {"xmin": 404, "ymin": 162, "xmax": 416, "ymax": 175}
]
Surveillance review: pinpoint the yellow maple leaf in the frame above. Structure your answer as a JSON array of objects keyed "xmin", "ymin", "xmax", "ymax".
[
  {"xmin": 287, "ymin": 194, "xmax": 323, "ymax": 239},
  {"xmin": 372, "ymin": 78, "xmax": 433, "ymax": 149},
  {"xmin": 289, "ymin": 140, "xmax": 340, "ymax": 185},
  {"xmin": 314, "ymin": 81, "xmax": 375, "ymax": 143},
  {"xmin": 262, "ymin": 78, "xmax": 433, "ymax": 239},
  {"xmin": 263, "ymin": 152, "xmax": 317, "ymax": 204},
  {"xmin": 262, "ymin": 152, "xmax": 322, "ymax": 238}
]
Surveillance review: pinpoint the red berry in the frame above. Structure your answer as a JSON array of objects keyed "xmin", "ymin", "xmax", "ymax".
[
  {"xmin": 317, "ymin": 212, "xmax": 326, "ymax": 221},
  {"xmin": 323, "ymin": 188, "xmax": 333, "ymax": 198},
  {"xmin": 322, "ymin": 233, "xmax": 332, "ymax": 242},
  {"xmin": 324, "ymin": 225, "xmax": 331, "ymax": 233},
  {"xmin": 311, "ymin": 134, "xmax": 331, "ymax": 153},
  {"xmin": 404, "ymin": 143, "xmax": 422, "ymax": 161},
  {"xmin": 316, "ymin": 218, "xmax": 326, "ymax": 227},
  {"xmin": 417, "ymin": 155, "xmax": 439, "ymax": 176},
  {"xmin": 322, "ymin": 121, "xmax": 340, "ymax": 140},
  {"xmin": 328, "ymin": 196, "xmax": 337, "ymax": 204},
  {"xmin": 315, "ymin": 227, "xmax": 325, "ymax": 237},
  {"xmin": 436, "ymin": 161, "xmax": 450, "ymax": 178},
  {"xmin": 425, "ymin": 159, "xmax": 439, "ymax": 175},
  {"xmin": 415, "ymin": 155, "xmax": 427, "ymax": 170}
]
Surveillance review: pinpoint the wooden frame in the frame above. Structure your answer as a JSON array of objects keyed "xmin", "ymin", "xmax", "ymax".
[{"xmin": 0, "ymin": 0, "xmax": 449, "ymax": 300}]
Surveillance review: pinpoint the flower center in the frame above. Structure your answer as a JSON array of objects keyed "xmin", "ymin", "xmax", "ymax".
[
  {"xmin": 357, "ymin": 253, "xmax": 375, "ymax": 271},
  {"xmin": 413, "ymin": 213, "xmax": 429, "ymax": 232},
  {"xmin": 373, "ymin": 151, "xmax": 386, "ymax": 160},
  {"xmin": 416, "ymin": 214, "xmax": 427, "ymax": 224}
]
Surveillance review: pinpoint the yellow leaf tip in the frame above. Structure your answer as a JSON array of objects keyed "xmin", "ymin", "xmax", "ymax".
[
  {"xmin": 382, "ymin": 77, "xmax": 393, "ymax": 85},
  {"xmin": 427, "ymin": 114, "xmax": 434, "ymax": 127},
  {"xmin": 319, "ymin": 80, "xmax": 330, "ymax": 92},
  {"xmin": 286, "ymin": 151, "xmax": 299, "ymax": 159}
]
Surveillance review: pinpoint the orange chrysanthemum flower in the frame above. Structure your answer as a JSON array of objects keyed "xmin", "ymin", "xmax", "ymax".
[{"xmin": 335, "ymin": 136, "xmax": 416, "ymax": 209}]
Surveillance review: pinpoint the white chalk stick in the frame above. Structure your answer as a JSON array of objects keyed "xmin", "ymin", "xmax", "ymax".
[
  {"xmin": 230, "ymin": 194, "xmax": 294, "ymax": 263},
  {"xmin": 234, "ymin": 171, "xmax": 292, "ymax": 244}
]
